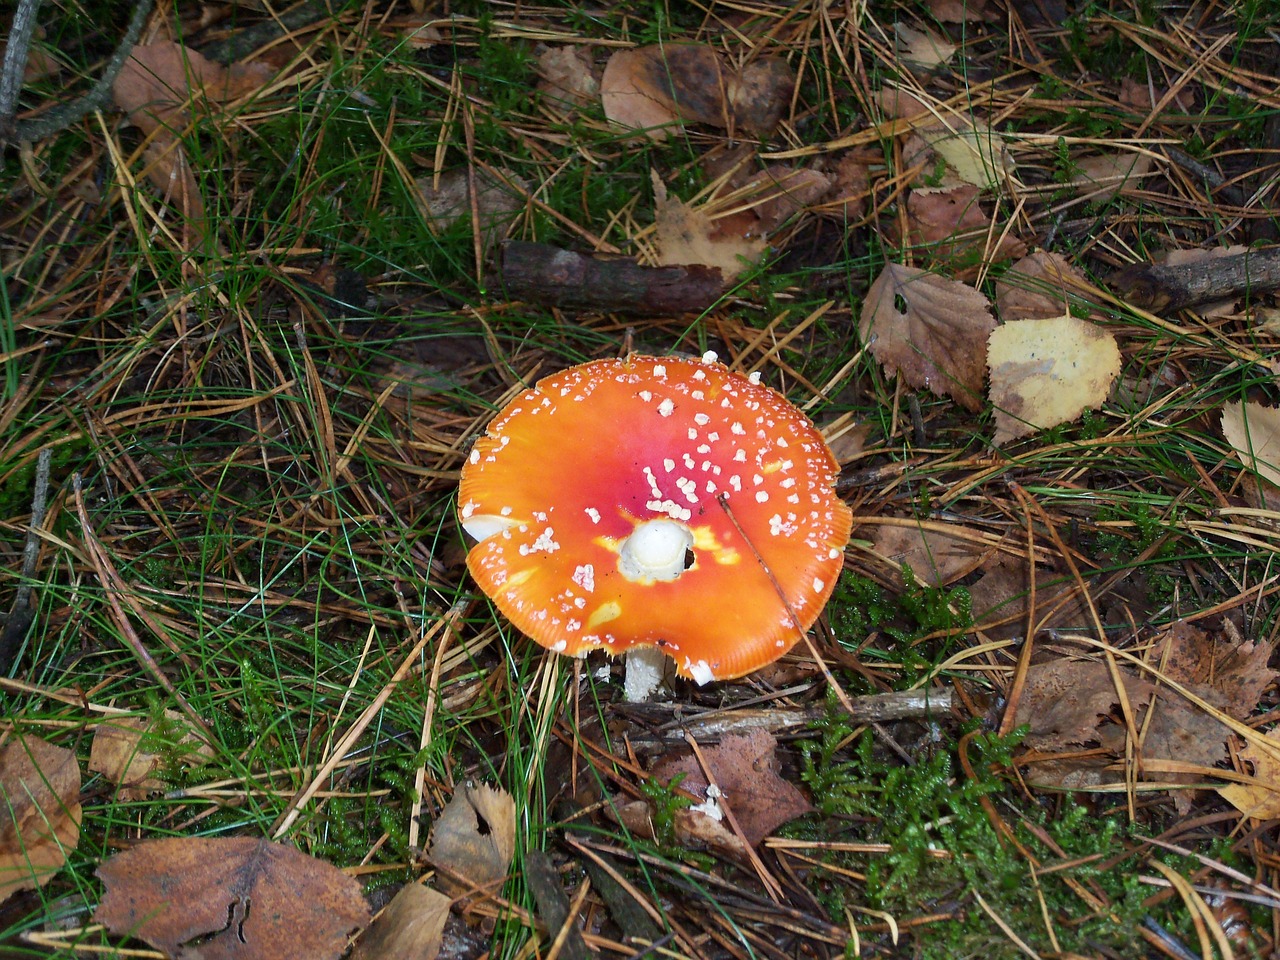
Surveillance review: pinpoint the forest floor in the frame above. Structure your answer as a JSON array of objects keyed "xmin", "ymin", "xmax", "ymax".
[{"xmin": 4, "ymin": 0, "xmax": 1280, "ymax": 957}]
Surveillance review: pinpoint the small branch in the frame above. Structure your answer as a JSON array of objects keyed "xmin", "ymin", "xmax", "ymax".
[
  {"xmin": 0, "ymin": 448, "xmax": 52, "ymax": 674},
  {"xmin": 0, "ymin": 0, "xmax": 42, "ymax": 140},
  {"xmin": 2, "ymin": 0, "xmax": 155, "ymax": 147},
  {"xmin": 195, "ymin": 0, "xmax": 331, "ymax": 65},
  {"xmin": 1108, "ymin": 246, "xmax": 1280, "ymax": 313},
  {"xmin": 493, "ymin": 241, "xmax": 726, "ymax": 316},
  {"xmin": 623, "ymin": 687, "xmax": 953, "ymax": 740}
]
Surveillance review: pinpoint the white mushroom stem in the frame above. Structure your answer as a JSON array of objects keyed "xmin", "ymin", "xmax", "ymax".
[
  {"xmin": 618, "ymin": 519, "xmax": 693, "ymax": 701},
  {"xmin": 624, "ymin": 645, "xmax": 669, "ymax": 702}
]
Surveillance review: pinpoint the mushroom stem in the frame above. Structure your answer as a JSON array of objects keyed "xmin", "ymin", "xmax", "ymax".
[{"xmin": 623, "ymin": 645, "xmax": 669, "ymax": 702}]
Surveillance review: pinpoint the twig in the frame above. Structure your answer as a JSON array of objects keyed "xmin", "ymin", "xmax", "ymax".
[
  {"xmin": 1108, "ymin": 246, "xmax": 1280, "ymax": 313},
  {"xmin": 195, "ymin": 0, "xmax": 331, "ymax": 65},
  {"xmin": 1, "ymin": 0, "xmax": 155, "ymax": 147},
  {"xmin": 0, "ymin": 448, "xmax": 51, "ymax": 674},
  {"xmin": 0, "ymin": 0, "xmax": 41, "ymax": 139},
  {"xmin": 621, "ymin": 687, "xmax": 952, "ymax": 739}
]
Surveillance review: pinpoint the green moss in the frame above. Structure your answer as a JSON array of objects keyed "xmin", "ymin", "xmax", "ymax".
[{"xmin": 827, "ymin": 570, "xmax": 972, "ymax": 684}]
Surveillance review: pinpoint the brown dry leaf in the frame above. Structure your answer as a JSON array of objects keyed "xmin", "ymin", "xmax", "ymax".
[
  {"xmin": 0, "ymin": 735, "xmax": 81, "ymax": 903},
  {"xmin": 1220, "ymin": 745, "xmax": 1280, "ymax": 820},
  {"xmin": 987, "ymin": 314, "xmax": 1122, "ymax": 444},
  {"xmin": 672, "ymin": 806, "xmax": 752, "ymax": 860},
  {"xmin": 427, "ymin": 783, "xmax": 516, "ymax": 894},
  {"xmin": 397, "ymin": 15, "xmax": 443, "ymax": 49},
  {"xmin": 904, "ymin": 185, "xmax": 1026, "ymax": 267},
  {"xmin": 1014, "ymin": 658, "xmax": 1233, "ymax": 799},
  {"xmin": 823, "ymin": 153, "xmax": 871, "ymax": 221},
  {"xmin": 95, "ymin": 836, "xmax": 371, "ymax": 960},
  {"xmin": 601, "ymin": 44, "xmax": 726, "ymax": 140},
  {"xmin": 1116, "ymin": 78, "xmax": 1195, "ymax": 114},
  {"xmin": 1072, "ymin": 151, "xmax": 1154, "ymax": 200},
  {"xmin": 726, "ymin": 58, "xmax": 796, "ymax": 135},
  {"xmin": 1149, "ymin": 620, "xmax": 1276, "ymax": 720},
  {"xmin": 1016, "ymin": 659, "xmax": 1152, "ymax": 753},
  {"xmin": 113, "ymin": 42, "xmax": 272, "ymax": 233},
  {"xmin": 653, "ymin": 173, "xmax": 767, "ymax": 279},
  {"xmin": 352, "ymin": 883, "xmax": 450, "ymax": 960},
  {"xmin": 859, "ymin": 263, "xmax": 995, "ymax": 411},
  {"xmin": 601, "ymin": 45, "xmax": 793, "ymax": 140},
  {"xmin": 868, "ymin": 523, "xmax": 990, "ymax": 586},
  {"xmin": 894, "ymin": 23, "xmax": 958, "ymax": 71},
  {"xmin": 1221, "ymin": 401, "xmax": 1280, "ymax": 489},
  {"xmin": 876, "ymin": 85, "xmax": 932, "ymax": 120},
  {"xmin": 927, "ymin": 0, "xmax": 992, "ymax": 21},
  {"xmin": 995, "ymin": 251, "xmax": 1090, "ymax": 322},
  {"xmin": 535, "ymin": 45, "xmax": 599, "ymax": 111},
  {"xmin": 710, "ymin": 166, "xmax": 831, "ymax": 241},
  {"xmin": 969, "ymin": 554, "xmax": 1092, "ymax": 641},
  {"xmin": 24, "ymin": 46, "xmax": 61, "ymax": 84},
  {"xmin": 651, "ymin": 730, "xmax": 811, "ymax": 847},
  {"xmin": 413, "ymin": 168, "xmax": 529, "ymax": 249},
  {"xmin": 89, "ymin": 712, "xmax": 214, "ymax": 800},
  {"xmin": 701, "ymin": 151, "xmax": 832, "ymax": 235}
]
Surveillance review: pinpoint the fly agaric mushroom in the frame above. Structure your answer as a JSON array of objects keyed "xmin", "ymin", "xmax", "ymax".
[{"xmin": 458, "ymin": 352, "xmax": 852, "ymax": 696}]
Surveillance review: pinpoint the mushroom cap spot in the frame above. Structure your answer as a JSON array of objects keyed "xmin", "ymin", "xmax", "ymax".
[{"xmin": 458, "ymin": 355, "xmax": 853, "ymax": 680}]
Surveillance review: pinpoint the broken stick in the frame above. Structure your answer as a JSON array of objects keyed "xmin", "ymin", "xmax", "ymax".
[
  {"xmin": 1108, "ymin": 246, "xmax": 1280, "ymax": 313},
  {"xmin": 493, "ymin": 241, "xmax": 726, "ymax": 315}
]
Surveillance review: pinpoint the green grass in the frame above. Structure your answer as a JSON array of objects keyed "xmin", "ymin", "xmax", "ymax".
[{"xmin": 5, "ymin": 0, "xmax": 1280, "ymax": 956}]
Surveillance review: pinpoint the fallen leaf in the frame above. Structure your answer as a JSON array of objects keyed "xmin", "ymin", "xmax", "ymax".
[
  {"xmin": 1117, "ymin": 78, "xmax": 1195, "ymax": 114},
  {"xmin": 0, "ymin": 735, "xmax": 81, "ymax": 903},
  {"xmin": 911, "ymin": 120, "xmax": 1008, "ymax": 192},
  {"xmin": 996, "ymin": 251, "xmax": 1090, "ymax": 322},
  {"xmin": 987, "ymin": 314, "xmax": 1122, "ymax": 443},
  {"xmin": 89, "ymin": 712, "xmax": 214, "ymax": 800},
  {"xmin": 726, "ymin": 58, "xmax": 796, "ymax": 135},
  {"xmin": 867, "ymin": 523, "xmax": 990, "ymax": 586},
  {"xmin": 969, "ymin": 554, "xmax": 1092, "ymax": 641},
  {"xmin": 112, "ymin": 42, "xmax": 272, "ymax": 234},
  {"xmin": 823, "ymin": 153, "xmax": 871, "ymax": 221},
  {"xmin": 601, "ymin": 44, "xmax": 726, "ymax": 140},
  {"xmin": 397, "ymin": 15, "xmax": 443, "ymax": 49},
  {"xmin": 860, "ymin": 263, "xmax": 995, "ymax": 411},
  {"xmin": 601, "ymin": 45, "xmax": 793, "ymax": 140},
  {"xmin": 672, "ymin": 804, "xmax": 752, "ymax": 860},
  {"xmin": 653, "ymin": 172, "xmax": 767, "ymax": 279},
  {"xmin": 1014, "ymin": 658, "xmax": 1233, "ymax": 800},
  {"xmin": 895, "ymin": 22, "xmax": 958, "ymax": 71},
  {"xmin": 352, "ymin": 883, "xmax": 450, "ymax": 960},
  {"xmin": 1072, "ymin": 151, "xmax": 1153, "ymax": 200},
  {"xmin": 927, "ymin": 0, "xmax": 992, "ymax": 21},
  {"xmin": 95, "ymin": 836, "xmax": 371, "ymax": 959},
  {"xmin": 413, "ymin": 167, "xmax": 528, "ymax": 249},
  {"xmin": 1220, "ymin": 744, "xmax": 1280, "ymax": 820},
  {"xmin": 876, "ymin": 85, "xmax": 932, "ymax": 120},
  {"xmin": 903, "ymin": 185, "xmax": 1026, "ymax": 267},
  {"xmin": 427, "ymin": 783, "xmax": 516, "ymax": 895},
  {"xmin": 535, "ymin": 45, "xmax": 599, "ymax": 112},
  {"xmin": 1149, "ymin": 620, "xmax": 1277, "ymax": 721},
  {"xmin": 651, "ymin": 730, "xmax": 812, "ymax": 847},
  {"xmin": 1221, "ymin": 401, "xmax": 1280, "ymax": 489}
]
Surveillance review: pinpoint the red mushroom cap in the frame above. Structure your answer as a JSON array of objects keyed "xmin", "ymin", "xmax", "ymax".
[{"xmin": 458, "ymin": 353, "xmax": 852, "ymax": 682}]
